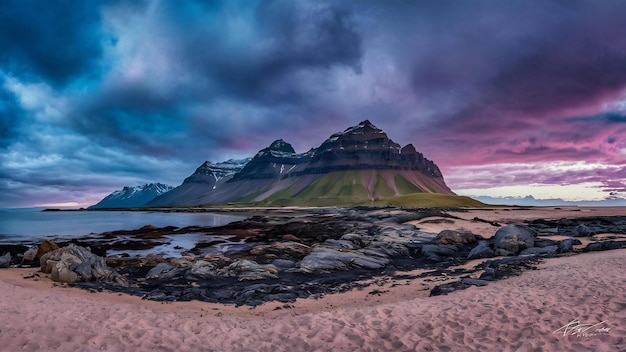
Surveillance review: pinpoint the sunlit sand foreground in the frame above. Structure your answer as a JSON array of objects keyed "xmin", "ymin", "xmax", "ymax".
[{"xmin": 0, "ymin": 246, "xmax": 624, "ymax": 351}]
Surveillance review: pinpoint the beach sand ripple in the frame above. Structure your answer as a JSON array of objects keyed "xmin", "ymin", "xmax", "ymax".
[{"xmin": 0, "ymin": 248, "xmax": 624, "ymax": 351}]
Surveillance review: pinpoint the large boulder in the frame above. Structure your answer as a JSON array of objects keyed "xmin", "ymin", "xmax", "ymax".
[
  {"xmin": 493, "ymin": 225, "xmax": 536, "ymax": 256},
  {"xmin": 40, "ymin": 244, "xmax": 126, "ymax": 284},
  {"xmin": 435, "ymin": 230, "xmax": 478, "ymax": 245}
]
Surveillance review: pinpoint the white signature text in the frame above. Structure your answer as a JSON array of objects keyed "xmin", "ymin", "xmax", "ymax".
[{"xmin": 553, "ymin": 320, "xmax": 611, "ymax": 337}]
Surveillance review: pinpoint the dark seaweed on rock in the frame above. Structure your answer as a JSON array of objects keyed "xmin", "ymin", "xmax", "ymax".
[{"xmin": 4, "ymin": 208, "xmax": 626, "ymax": 306}]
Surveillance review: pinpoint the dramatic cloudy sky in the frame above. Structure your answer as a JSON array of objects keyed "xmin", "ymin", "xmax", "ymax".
[{"xmin": 2, "ymin": 0, "xmax": 626, "ymax": 207}]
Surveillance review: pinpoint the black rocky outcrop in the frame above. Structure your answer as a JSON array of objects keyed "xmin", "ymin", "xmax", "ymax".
[{"xmin": 300, "ymin": 120, "xmax": 443, "ymax": 177}]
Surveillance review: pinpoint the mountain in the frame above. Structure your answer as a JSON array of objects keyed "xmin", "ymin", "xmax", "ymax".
[
  {"xmin": 148, "ymin": 158, "xmax": 250, "ymax": 205},
  {"xmin": 149, "ymin": 120, "xmax": 458, "ymax": 207},
  {"xmin": 183, "ymin": 158, "xmax": 252, "ymax": 184},
  {"xmin": 90, "ymin": 183, "xmax": 174, "ymax": 209}
]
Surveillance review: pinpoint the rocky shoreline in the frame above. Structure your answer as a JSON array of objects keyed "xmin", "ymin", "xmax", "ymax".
[{"xmin": 2, "ymin": 206, "xmax": 626, "ymax": 306}]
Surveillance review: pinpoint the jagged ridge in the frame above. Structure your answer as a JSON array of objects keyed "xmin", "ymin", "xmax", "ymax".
[{"xmin": 148, "ymin": 120, "xmax": 454, "ymax": 207}]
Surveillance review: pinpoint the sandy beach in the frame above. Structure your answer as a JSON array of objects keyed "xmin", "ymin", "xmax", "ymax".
[
  {"xmin": 1, "ymin": 207, "xmax": 625, "ymax": 351},
  {"xmin": 0, "ymin": 249, "xmax": 624, "ymax": 351}
]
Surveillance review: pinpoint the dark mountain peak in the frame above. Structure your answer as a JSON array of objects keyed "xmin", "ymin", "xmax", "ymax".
[
  {"xmin": 339, "ymin": 120, "xmax": 386, "ymax": 138},
  {"xmin": 401, "ymin": 144, "xmax": 417, "ymax": 155},
  {"xmin": 232, "ymin": 140, "xmax": 309, "ymax": 181},
  {"xmin": 193, "ymin": 161, "xmax": 216, "ymax": 176},
  {"xmin": 184, "ymin": 158, "xmax": 250, "ymax": 184},
  {"xmin": 267, "ymin": 139, "xmax": 295, "ymax": 153},
  {"xmin": 297, "ymin": 121, "xmax": 445, "ymax": 177},
  {"xmin": 315, "ymin": 120, "xmax": 399, "ymax": 158},
  {"xmin": 345, "ymin": 119, "xmax": 378, "ymax": 132}
]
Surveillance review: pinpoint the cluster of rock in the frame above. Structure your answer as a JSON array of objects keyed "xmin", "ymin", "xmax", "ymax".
[
  {"xmin": 429, "ymin": 216, "xmax": 626, "ymax": 296},
  {"xmin": 39, "ymin": 244, "xmax": 127, "ymax": 285},
  {"xmin": 0, "ymin": 240, "xmax": 127, "ymax": 286},
  {"xmin": 3, "ymin": 209, "xmax": 626, "ymax": 306}
]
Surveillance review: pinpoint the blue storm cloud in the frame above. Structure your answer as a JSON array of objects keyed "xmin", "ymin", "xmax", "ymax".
[{"xmin": 2, "ymin": 0, "xmax": 626, "ymax": 207}]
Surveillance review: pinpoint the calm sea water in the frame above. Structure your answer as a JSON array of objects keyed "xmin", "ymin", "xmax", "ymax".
[{"xmin": 0, "ymin": 208, "xmax": 245, "ymax": 244}]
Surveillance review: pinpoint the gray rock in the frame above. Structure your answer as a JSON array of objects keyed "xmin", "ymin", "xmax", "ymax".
[
  {"xmin": 0, "ymin": 252, "xmax": 11, "ymax": 268},
  {"xmin": 184, "ymin": 261, "xmax": 216, "ymax": 280},
  {"xmin": 22, "ymin": 245, "xmax": 39, "ymax": 263},
  {"xmin": 40, "ymin": 244, "xmax": 125, "ymax": 284},
  {"xmin": 299, "ymin": 247, "xmax": 352, "ymax": 272},
  {"xmin": 249, "ymin": 242, "xmax": 312, "ymax": 259},
  {"xmin": 573, "ymin": 224, "xmax": 593, "ymax": 237},
  {"xmin": 350, "ymin": 253, "xmax": 389, "ymax": 269},
  {"xmin": 146, "ymin": 263, "xmax": 180, "ymax": 279},
  {"xmin": 556, "ymin": 238, "xmax": 581, "ymax": 254},
  {"xmin": 420, "ymin": 244, "xmax": 457, "ymax": 261},
  {"xmin": 365, "ymin": 242, "xmax": 409, "ymax": 257},
  {"xmin": 54, "ymin": 264, "xmax": 79, "ymax": 282},
  {"xmin": 493, "ymin": 225, "xmax": 536, "ymax": 256},
  {"xmin": 225, "ymin": 260, "xmax": 279, "ymax": 281},
  {"xmin": 519, "ymin": 246, "xmax": 557, "ymax": 256},
  {"xmin": 73, "ymin": 256, "xmax": 113, "ymax": 281},
  {"xmin": 436, "ymin": 230, "xmax": 478, "ymax": 245},
  {"xmin": 377, "ymin": 225, "xmax": 436, "ymax": 245},
  {"xmin": 298, "ymin": 247, "xmax": 388, "ymax": 273},
  {"xmin": 467, "ymin": 241, "xmax": 495, "ymax": 260},
  {"xmin": 271, "ymin": 259, "xmax": 296, "ymax": 269}
]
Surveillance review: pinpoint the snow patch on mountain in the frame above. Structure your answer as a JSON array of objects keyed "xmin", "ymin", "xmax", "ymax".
[{"xmin": 90, "ymin": 183, "xmax": 175, "ymax": 208}]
